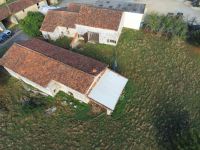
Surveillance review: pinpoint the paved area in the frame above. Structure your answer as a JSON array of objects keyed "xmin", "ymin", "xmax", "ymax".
[
  {"xmin": 0, "ymin": 30, "xmax": 30, "ymax": 49},
  {"xmin": 58, "ymin": 0, "xmax": 200, "ymax": 24},
  {"xmin": 145, "ymin": 0, "xmax": 200, "ymax": 24}
]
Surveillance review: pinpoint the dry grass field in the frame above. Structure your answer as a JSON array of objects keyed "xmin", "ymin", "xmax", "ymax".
[{"xmin": 0, "ymin": 29, "xmax": 200, "ymax": 149}]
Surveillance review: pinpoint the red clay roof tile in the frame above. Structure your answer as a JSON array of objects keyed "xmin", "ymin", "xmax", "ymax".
[
  {"xmin": 1, "ymin": 38, "xmax": 107, "ymax": 94},
  {"xmin": 8, "ymin": 0, "xmax": 43, "ymax": 14},
  {"xmin": 0, "ymin": 6, "xmax": 11, "ymax": 20},
  {"xmin": 19, "ymin": 38, "xmax": 107, "ymax": 75},
  {"xmin": 40, "ymin": 10, "xmax": 78, "ymax": 32},
  {"xmin": 0, "ymin": 0, "xmax": 44, "ymax": 21},
  {"xmin": 67, "ymin": 3, "xmax": 81, "ymax": 12},
  {"xmin": 77, "ymin": 5, "xmax": 123, "ymax": 31},
  {"xmin": 40, "ymin": 4, "xmax": 123, "ymax": 32}
]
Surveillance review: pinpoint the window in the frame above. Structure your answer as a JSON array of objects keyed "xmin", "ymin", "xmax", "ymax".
[
  {"xmin": 61, "ymin": 31, "xmax": 64, "ymax": 37},
  {"xmin": 44, "ymin": 34, "xmax": 50, "ymax": 39},
  {"xmin": 107, "ymin": 39, "xmax": 116, "ymax": 44},
  {"xmin": 37, "ymin": 3, "xmax": 39, "ymax": 9}
]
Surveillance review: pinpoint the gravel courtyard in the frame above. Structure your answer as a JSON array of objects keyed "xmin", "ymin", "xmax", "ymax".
[{"xmin": 58, "ymin": 0, "xmax": 200, "ymax": 24}]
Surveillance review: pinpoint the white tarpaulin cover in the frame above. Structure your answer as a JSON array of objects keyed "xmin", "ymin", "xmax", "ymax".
[{"xmin": 88, "ymin": 69, "xmax": 128, "ymax": 110}]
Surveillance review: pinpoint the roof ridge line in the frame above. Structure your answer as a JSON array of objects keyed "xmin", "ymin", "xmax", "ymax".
[
  {"xmin": 15, "ymin": 42, "xmax": 97, "ymax": 78},
  {"xmin": 6, "ymin": 4, "xmax": 12, "ymax": 14},
  {"xmin": 8, "ymin": 0, "xmax": 19, "ymax": 5},
  {"xmin": 80, "ymin": 4, "xmax": 123, "ymax": 12}
]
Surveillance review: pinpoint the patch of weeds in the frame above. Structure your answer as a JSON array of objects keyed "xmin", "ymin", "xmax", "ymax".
[
  {"xmin": 55, "ymin": 92, "xmax": 92, "ymax": 121},
  {"xmin": 48, "ymin": 36, "xmax": 72, "ymax": 49},
  {"xmin": 20, "ymin": 96, "xmax": 53, "ymax": 115}
]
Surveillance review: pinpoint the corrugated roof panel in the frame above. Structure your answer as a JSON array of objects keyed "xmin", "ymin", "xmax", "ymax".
[{"xmin": 88, "ymin": 69, "xmax": 128, "ymax": 110}]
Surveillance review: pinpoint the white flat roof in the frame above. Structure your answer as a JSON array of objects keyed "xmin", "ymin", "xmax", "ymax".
[{"xmin": 88, "ymin": 69, "xmax": 128, "ymax": 110}]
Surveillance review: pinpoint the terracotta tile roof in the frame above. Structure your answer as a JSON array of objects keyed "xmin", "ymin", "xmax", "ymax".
[
  {"xmin": 40, "ymin": 4, "xmax": 123, "ymax": 32},
  {"xmin": 77, "ymin": 5, "xmax": 123, "ymax": 31},
  {"xmin": 40, "ymin": 10, "xmax": 78, "ymax": 32},
  {"xmin": 0, "ymin": 6, "xmax": 11, "ymax": 20},
  {"xmin": 66, "ymin": 2, "xmax": 81, "ymax": 12},
  {"xmin": 19, "ymin": 38, "xmax": 107, "ymax": 75},
  {"xmin": 8, "ymin": 0, "xmax": 43, "ymax": 14},
  {"xmin": 0, "ymin": 38, "xmax": 107, "ymax": 94},
  {"xmin": 0, "ymin": 0, "xmax": 44, "ymax": 21}
]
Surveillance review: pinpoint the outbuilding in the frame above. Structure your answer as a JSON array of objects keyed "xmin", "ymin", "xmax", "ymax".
[
  {"xmin": 0, "ymin": 38, "xmax": 128, "ymax": 114},
  {"xmin": 40, "ymin": 2, "xmax": 146, "ymax": 46},
  {"xmin": 0, "ymin": 0, "xmax": 48, "ymax": 29}
]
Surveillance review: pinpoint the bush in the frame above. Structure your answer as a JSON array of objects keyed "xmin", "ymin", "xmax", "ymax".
[
  {"xmin": 144, "ymin": 13, "xmax": 188, "ymax": 39},
  {"xmin": 19, "ymin": 12, "xmax": 44, "ymax": 37},
  {"xmin": 188, "ymin": 29, "xmax": 200, "ymax": 45}
]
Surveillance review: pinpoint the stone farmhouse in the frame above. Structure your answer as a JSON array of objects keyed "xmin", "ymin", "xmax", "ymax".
[
  {"xmin": 40, "ymin": 2, "xmax": 146, "ymax": 46},
  {"xmin": 0, "ymin": 38, "xmax": 128, "ymax": 115},
  {"xmin": 0, "ymin": 0, "xmax": 47, "ymax": 31}
]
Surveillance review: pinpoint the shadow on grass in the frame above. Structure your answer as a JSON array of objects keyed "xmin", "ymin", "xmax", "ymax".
[
  {"xmin": 187, "ymin": 38, "xmax": 200, "ymax": 47},
  {"xmin": 153, "ymin": 101, "xmax": 190, "ymax": 150},
  {"xmin": 0, "ymin": 66, "xmax": 11, "ymax": 85}
]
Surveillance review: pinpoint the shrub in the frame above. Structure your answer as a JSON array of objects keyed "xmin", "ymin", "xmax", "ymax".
[
  {"xmin": 188, "ymin": 29, "xmax": 200, "ymax": 45},
  {"xmin": 144, "ymin": 13, "xmax": 188, "ymax": 39},
  {"xmin": 19, "ymin": 12, "xmax": 44, "ymax": 37}
]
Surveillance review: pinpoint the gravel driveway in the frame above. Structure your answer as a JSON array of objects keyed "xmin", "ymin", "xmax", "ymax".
[
  {"xmin": 145, "ymin": 0, "xmax": 200, "ymax": 24},
  {"xmin": 58, "ymin": 0, "xmax": 200, "ymax": 24}
]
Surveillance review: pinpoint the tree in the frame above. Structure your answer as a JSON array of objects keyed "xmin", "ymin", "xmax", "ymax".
[{"xmin": 19, "ymin": 12, "xmax": 44, "ymax": 37}]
